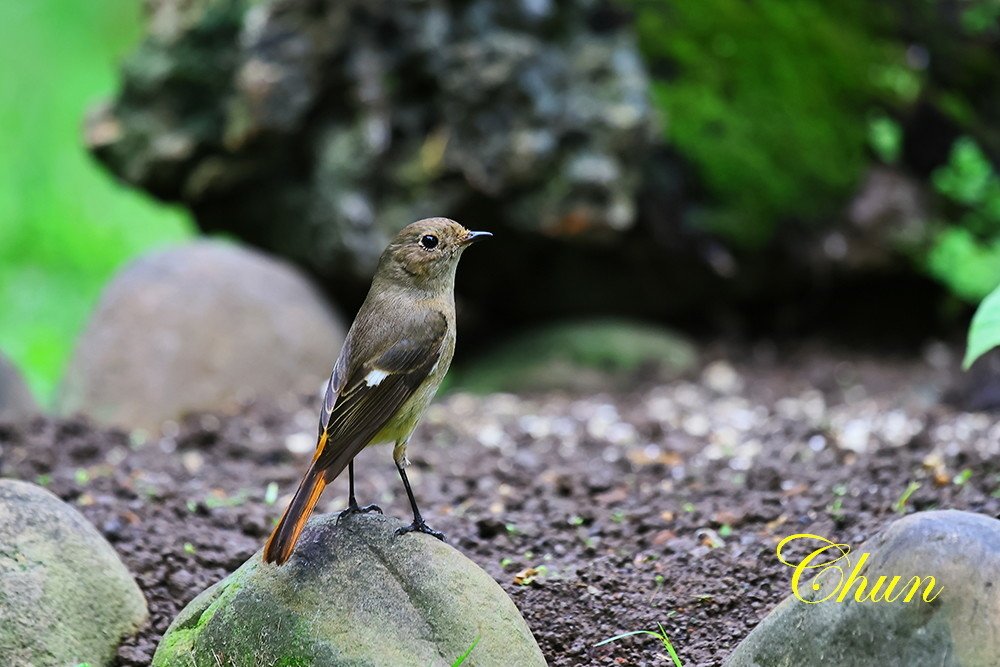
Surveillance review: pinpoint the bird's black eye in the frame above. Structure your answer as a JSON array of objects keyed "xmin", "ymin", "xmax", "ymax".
[{"xmin": 420, "ymin": 234, "xmax": 439, "ymax": 250}]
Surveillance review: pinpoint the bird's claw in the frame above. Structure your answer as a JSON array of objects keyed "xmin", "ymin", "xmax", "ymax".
[
  {"xmin": 337, "ymin": 502, "xmax": 383, "ymax": 523},
  {"xmin": 395, "ymin": 518, "xmax": 445, "ymax": 541}
]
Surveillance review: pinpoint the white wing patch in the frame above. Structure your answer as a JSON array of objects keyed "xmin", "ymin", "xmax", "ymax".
[{"xmin": 364, "ymin": 369, "xmax": 390, "ymax": 386}]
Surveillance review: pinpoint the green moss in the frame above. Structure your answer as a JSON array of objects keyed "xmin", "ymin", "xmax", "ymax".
[
  {"xmin": 154, "ymin": 561, "xmax": 326, "ymax": 667},
  {"xmin": 630, "ymin": 0, "xmax": 905, "ymax": 246},
  {"xmin": 152, "ymin": 631, "xmax": 197, "ymax": 667},
  {"xmin": 450, "ymin": 320, "xmax": 696, "ymax": 393},
  {"xmin": 152, "ymin": 574, "xmax": 244, "ymax": 666},
  {"xmin": 275, "ymin": 659, "xmax": 311, "ymax": 667}
]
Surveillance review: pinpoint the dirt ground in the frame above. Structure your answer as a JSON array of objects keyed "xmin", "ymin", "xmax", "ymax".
[{"xmin": 2, "ymin": 342, "xmax": 998, "ymax": 667}]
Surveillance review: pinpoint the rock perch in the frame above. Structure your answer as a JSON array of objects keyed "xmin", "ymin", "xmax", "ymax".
[{"xmin": 153, "ymin": 512, "xmax": 546, "ymax": 666}]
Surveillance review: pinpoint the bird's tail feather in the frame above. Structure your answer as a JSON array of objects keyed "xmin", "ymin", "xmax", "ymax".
[{"xmin": 262, "ymin": 462, "xmax": 328, "ymax": 565}]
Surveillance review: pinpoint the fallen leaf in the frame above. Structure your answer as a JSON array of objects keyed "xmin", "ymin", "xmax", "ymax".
[
  {"xmin": 652, "ymin": 529, "xmax": 676, "ymax": 545},
  {"xmin": 713, "ymin": 510, "xmax": 741, "ymax": 526},
  {"xmin": 514, "ymin": 567, "xmax": 540, "ymax": 586},
  {"xmin": 765, "ymin": 514, "xmax": 788, "ymax": 532},
  {"xmin": 697, "ymin": 528, "xmax": 724, "ymax": 549},
  {"xmin": 595, "ymin": 487, "xmax": 629, "ymax": 504},
  {"xmin": 781, "ymin": 483, "xmax": 808, "ymax": 497}
]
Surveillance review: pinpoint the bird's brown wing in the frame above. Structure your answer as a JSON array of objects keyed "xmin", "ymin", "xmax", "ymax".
[{"xmin": 312, "ymin": 309, "xmax": 448, "ymax": 475}]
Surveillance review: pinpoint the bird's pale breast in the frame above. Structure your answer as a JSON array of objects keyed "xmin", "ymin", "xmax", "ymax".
[{"xmin": 368, "ymin": 326, "xmax": 455, "ymax": 447}]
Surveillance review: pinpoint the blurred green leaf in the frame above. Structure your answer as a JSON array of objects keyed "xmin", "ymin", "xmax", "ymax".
[
  {"xmin": 868, "ymin": 114, "xmax": 903, "ymax": 164},
  {"xmin": 932, "ymin": 137, "xmax": 996, "ymax": 208},
  {"xmin": 926, "ymin": 227, "xmax": 1000, "ymax": 303},
  {"xmin": 960, "ymin": 0, "xmax": 1000, "ymax": 34},
  {"xmin": 965, "ymin": 282, "xmax": 1000, "ymax": 369},
  {"xmin": 872, "ymin": 63, "xmax": 922, "ymax": 104},
  {"xmin": 923, "ymin": 136, "xmax": 1000, "ymax": 303}
]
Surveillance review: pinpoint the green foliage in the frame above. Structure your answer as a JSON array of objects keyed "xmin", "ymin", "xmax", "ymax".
[
  {"xmin": 925, "ymin": 137, "xmax": 1000, "ymax": 302},
  {"xmin": 630, "ymin": 0, "xmax": 906, "ymax": 246},
  {"xmin": 596, "ymin": 623, "xmax": 683, "ymax": 666},
  {"xmin": 964, "ymin": 282, "xmax": 1000, "ymax": 369},
  {"xmin": 0, "ymin": 1, "xmax": 193, "ymax": 405},
  {"xmin": 933, "ymin": 137, "xmax": 1000, "ymax": 209},
  {"xmin": 867, "ymin": 114, "xmax": 903, "ymax": 164},
  {"xmin": 926, "ymin": 229, "xmax": 1000, "ymax": 301},
  {"xmin": 450, "ymin": 636, "xmax": 481, "ymax": 666},
  {"xmin": 892, "ymin": 481, "xmax": 921, "ymax": 514},
  {"xmin": 959, "ymin": 0, "xmax": 1000, "ymax": 34}
]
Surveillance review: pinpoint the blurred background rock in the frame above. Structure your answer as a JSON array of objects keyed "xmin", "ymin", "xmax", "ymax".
[
  {"xmin": 55, "ymin": 242, "xmax": 345, "ymax": 431},
  {"xmin": 2, "ymin": 0, "xmax": 999, "ymax": 428}
]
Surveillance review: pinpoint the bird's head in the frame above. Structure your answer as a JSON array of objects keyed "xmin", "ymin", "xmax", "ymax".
[{"xmin": 377, "ymin": 217, "xmax": 491, "ymax": 291}]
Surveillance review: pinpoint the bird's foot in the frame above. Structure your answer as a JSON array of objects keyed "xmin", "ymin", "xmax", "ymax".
[
  {"xmin": 337, "ymin": 502, "xmax": 383, "ymax": 523},
  {"xmin": 395, "ymin": 517, "xmax": 445, "ymax": 541}
]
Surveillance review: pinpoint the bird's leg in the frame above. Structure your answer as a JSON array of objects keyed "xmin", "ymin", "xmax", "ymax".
[
  {"xmin": 337, "ymin": 460, "xmax": 382, "ymax": 522},
  {"xmin": 392, "ymin": 442, "xmax": 444, "ymax": 540},
  {"xmin": 347, "ymin": 459, "xmax": 359, "ymax": 508}
]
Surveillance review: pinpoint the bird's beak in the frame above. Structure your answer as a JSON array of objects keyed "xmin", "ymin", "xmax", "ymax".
[{"xmin": 462, "ymin": 230, "xmax": 493, "ymax": 245}]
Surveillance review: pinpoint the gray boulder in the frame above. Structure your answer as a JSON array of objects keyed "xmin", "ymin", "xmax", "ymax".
[
  {"xmin": 152, "ymin": 512, "xmax": 545, "ymax": 667},
  {"xmin": 0, "ymin": 479, "xmax": 148, "ymax": 666},
  {"xmin": 58, "ymin": 241, "xmax": 345, "ymax": 432},
  {"xmin": 0, "ymin": 352, "xmax": 38, "ymax": 421},
  {"xmin": 86, "ymin": 0, "xmax": 655, "ymax": 285},
  {"xmin": 725, "ymin": 510, "xmax": 1000, "ymax": 667}
]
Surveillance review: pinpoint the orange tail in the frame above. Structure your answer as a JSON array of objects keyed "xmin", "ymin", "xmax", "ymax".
[{"xmin": 262, "ymin": 463, "xmax": 328, "ymax": 565}]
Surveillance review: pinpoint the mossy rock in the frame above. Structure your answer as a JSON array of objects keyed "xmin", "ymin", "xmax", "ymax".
[
  {"xmin": 153, "ymin": 513, "xmax": 545, "ymax": 667},
  {"xmin": 0, "ymin": 479, "xmax": 148, "ymax": 667},
  {"xmin": 451, "ymin": 319, "xmax": 697, "ymax": 393},
  {"xmin": 724, "ymin": 510, "xmax": 1000, "ymax": 667}
]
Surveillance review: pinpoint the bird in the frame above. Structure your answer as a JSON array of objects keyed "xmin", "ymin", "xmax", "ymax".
[{"xmin": 262, "ymin": 217, "xmax": 491, "ymax": 565}]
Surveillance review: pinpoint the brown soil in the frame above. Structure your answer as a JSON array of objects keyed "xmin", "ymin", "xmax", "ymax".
[{"xmin": 1, "ymin": 344, "xmax": 998, "ymax": 667}]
